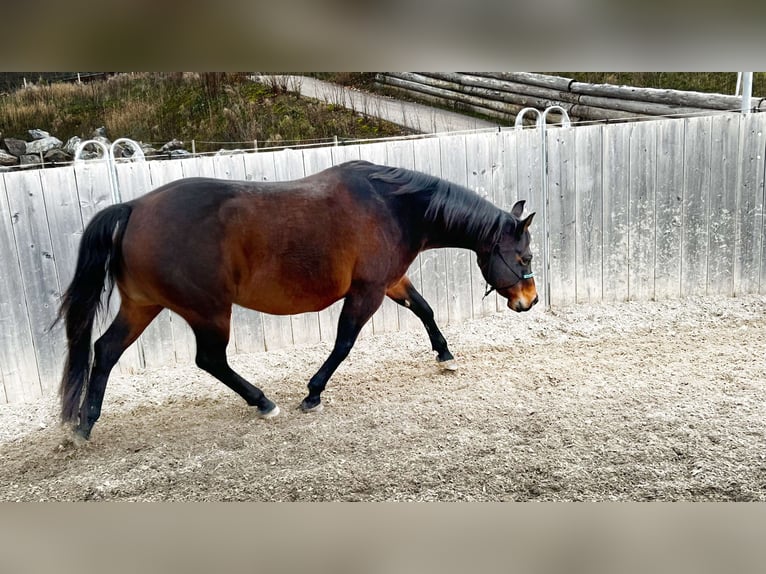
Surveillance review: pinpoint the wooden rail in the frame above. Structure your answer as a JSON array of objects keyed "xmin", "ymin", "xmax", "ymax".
[{"xmin": 376, "ymin": 72, "xmax": 766, "ymax": 124}]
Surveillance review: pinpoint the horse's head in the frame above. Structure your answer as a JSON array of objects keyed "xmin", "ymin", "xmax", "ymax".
[{"xmin": 477, "ymin": 200, "xmax": 538, "ymax": 312}]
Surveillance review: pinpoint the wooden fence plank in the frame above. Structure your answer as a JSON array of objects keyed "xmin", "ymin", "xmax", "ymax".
[
  {"xmin": 302, "ymin": 146, "xmax": 334, "ymax": 177},
  {"xmin": 74, "ymin": 160, "xmax": 114, "ymax": 223},
  {"xmin": 116, "ymin": 162, "xmax": 177, "ymax": 370},
  {"xmin": 438, "ymin": 134, "xmax": 473, "ymax": 324},
  {"xmin": 654, "ymin": 118, "xmax": 685, "ymax": 299},
  {"xmin": 7, "ymin": 170, "xmax": 67, "ymax": 393},
  {"xmin": 707, "ymin": 114, "xmax": 740, "ymax": 296},
  {"xmin": 737, "ymin": 113, "xmax": 766, "ymax": 294},
  {"xmin": 546, "ymin": 126, "xmax": 577, "ymax": 307},
  {"xmin": 628, "ymin": 121, "xmax": 657, "ymax": 300},
  {"xmin": 465, "ymin": 131, "xmax": 501, "ymax": 317},
  {"xmin": 0, "ymin": 173, "xmax": 41, "ymax": 402},
  {"xmin": 384, "ymin": 138, "xmax": 426, "ymax": 332},
  {"xmin": 357, "ymin": 141, "xmax": 400, "ymax": 335},
  {"xmin": 243, "ymin": 152, "xmax": 293, "ymax": 351},
  {"xmin": 274, "ymin": 148, "xmax": 322, "ymax": 347},
  {"xmin": 180, "ymin": 154, "xmax": 217, "ymax": 178},
  {"xmin": 39, "ymin": 166, "xmax": 85, "ymax": 394},
  {"xmin": 300, "ymin": 146, "xmax": 342, "ymax": 344},
  {"xmin": 495, "ymin": 129, "xmax": 519, "ymax": 311},
  {"xmin": 331, "ymin": 143, "xmax": 361, "ymax": 165},
  {"xmin": 754, "ymin": 115, "xmax": 766, "ymax": 295},
  {"xmin": 412, "ymin": 137, "xmax": 448, "ymax": 328},
  {"xmin": 514, "ymin": 127, "xmax": 545, "ymax": 305},
  {"xmin": 681, "ymin": 116, "xmax": 713, "ymax": 296},
  {"xmin": 73, "ymin": 160, "xmax": 143, "ymax": 374},
  {"xmin": 574, "ymin": 125, "xmax": 604, "ymax": 303},
  {"xmin": 146, "ymin": 159, "xmax": 200, "ymax": 363},
  {"xmin": 602, "ymin": 123, "xmax": 632, "ymax": 302},
  {"xmin": 213, "ymin": 152, "xmax": 247, "ymax": 181},
  {"xmin": 300, "ymin": 147, "xmax": 343, "ymax": 344}
]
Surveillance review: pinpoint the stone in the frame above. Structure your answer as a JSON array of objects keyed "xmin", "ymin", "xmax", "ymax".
[
  {"xmin": 140, "ymin": 143, "xmax": 159, "ymax": 156},
  {"xmin": 2, "ymin": 138, "xmax": 27, "ymax": 157},
  {"xmin": 0, "ymin": 150, "xmax": 18, "ymax": 166},
  {"xmin": 28, "ymin": 129, "xmax": 50, "ymax": 140},
  {"xmin": 92, "ymin": 126, "xmax": 108, "ymax": 139},
  {"xmin": 26, "ymin": 136, "xmax": 63, "ymax": 155},
  {"xmin": 63, "ymin": 136, "xmax": 82, "ymax": 156},
  {"xmin": 19, "ymin": 154, "xmax": 42, "ymax": 166},
  {"xmin": 77, "ymin": 150, "xmax": 101, "ymax": 161},
  {"xmin": 44, "ymin": 148, "xmax": 72, "ymax": 163},
  {"xmin": 160, "ymin": 138, "xmax": 184, "ymax": 152}
]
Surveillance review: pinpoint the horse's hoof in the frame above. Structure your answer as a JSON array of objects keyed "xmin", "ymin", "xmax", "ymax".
[
  {"xmin": 258, "ymin": 404, "xmax": 280, "ymax": 419},
  {"xmin": 300, "ymin": 401, "xmax": 324, "ymax": 414},
  {"xmin": 57, "ymin": 431, "xmax": 88, "ymax": 451},
  {"xmin": 438, "ymin": 358, "xmax": 458, "ymax": 371}
]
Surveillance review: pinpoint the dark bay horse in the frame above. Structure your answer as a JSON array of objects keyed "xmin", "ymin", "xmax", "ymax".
[{"xmin": 58, "ymin": 160, "xmax": 537, "ymax": 442}]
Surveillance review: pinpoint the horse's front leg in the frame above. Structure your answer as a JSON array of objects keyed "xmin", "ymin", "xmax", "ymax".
[
  {"xmin": 386, "ymin": 276, "xmax": 457, "ymax": 371},
  {"xmin": 301, "ymin": 287, "xmax": 385, "ymax": 412}
]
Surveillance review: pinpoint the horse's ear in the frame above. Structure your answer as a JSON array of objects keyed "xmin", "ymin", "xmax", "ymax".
[
  {"xmin": 523, "ymin": 212, "xmax": 535, "ymax": 232},
  {"xmin": 511, "ymin": 200, "xmax": 525, "ymax": 219},
  {"xmin": 515, "ymin": 212, "xmax": 535, "ymax": 237}
]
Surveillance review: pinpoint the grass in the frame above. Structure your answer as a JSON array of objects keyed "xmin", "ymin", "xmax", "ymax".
[{"xmin": 0, "ymin": 73, "xmax": 411, "ymax": 154}]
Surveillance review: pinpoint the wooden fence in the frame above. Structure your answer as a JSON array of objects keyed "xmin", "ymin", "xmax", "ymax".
[{"xmin": 1, "ymin": 112, "xmax": 765, "ymax": 404}]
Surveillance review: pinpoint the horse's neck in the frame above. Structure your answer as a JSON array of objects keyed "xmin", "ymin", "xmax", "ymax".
[
  {"xmin": 423, "ymin": 224, "xmax": 485, "ymax": 252},
  {"xmin": 419, "ymin": 195, "xmax": 501, "ymax": 253}
]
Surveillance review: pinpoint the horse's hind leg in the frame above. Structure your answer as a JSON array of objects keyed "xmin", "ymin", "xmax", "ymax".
[
  {"xmin": 76, "ymin": 302, "xmax": 161, "ymax": 442},
  {"xmin": 386, "ymin": 276, "xmax": 457, "ymax": 371},
  {"xmin": 189, "ymin": 312, "xmax": 279, "ymax": 418},
  {"xmin": 301, "ymin": 288, "xmax": 385, "ymax": 412}
]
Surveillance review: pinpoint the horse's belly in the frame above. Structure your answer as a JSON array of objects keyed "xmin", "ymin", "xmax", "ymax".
[{"xmin": 233, "ymin": 278, "xmax": 347, "ymax": 315}]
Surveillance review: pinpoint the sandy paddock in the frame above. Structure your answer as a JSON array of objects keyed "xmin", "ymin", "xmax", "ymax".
[{"xmin": 1, "ymin": 295, "xmax": 765, "ymax": 501}]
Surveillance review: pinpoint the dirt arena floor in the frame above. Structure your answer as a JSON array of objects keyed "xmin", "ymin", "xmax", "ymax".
[{"xmin": 1, "ymin": 295, "xmax": 765, "ymax": 501}]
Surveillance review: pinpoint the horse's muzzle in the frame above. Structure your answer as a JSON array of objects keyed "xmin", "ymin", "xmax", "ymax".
[{"xmin": 505, "ymin": 278, "xmax": 538, "ymax": 312}]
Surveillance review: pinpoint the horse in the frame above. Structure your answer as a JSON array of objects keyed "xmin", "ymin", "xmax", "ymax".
[{"xmin": 57, "ymin": 160, "xmax": 537, "ymax": 442}]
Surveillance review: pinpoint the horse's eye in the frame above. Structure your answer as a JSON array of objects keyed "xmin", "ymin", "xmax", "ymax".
[{"xmin": 521, "ymin": 255, "xmax": 532, "ymax": 266}]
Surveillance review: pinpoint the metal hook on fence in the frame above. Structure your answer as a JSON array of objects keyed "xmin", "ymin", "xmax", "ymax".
[
  {"xmin": 111, "ymin": 138, "xmax": 146, "ymax": 162},
  {"xmin": 73, "ymin": 137, "xmax": 145, "ymax": 204}
]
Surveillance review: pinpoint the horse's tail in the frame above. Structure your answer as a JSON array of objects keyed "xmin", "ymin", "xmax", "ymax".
[{"xmin": 57, "ymin": 203, "xmax": 133, "ymax": 424}]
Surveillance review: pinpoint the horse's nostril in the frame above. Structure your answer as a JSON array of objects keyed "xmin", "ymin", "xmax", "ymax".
[{"xmin": 532, "ymin": 295, "xmax": 539, "ymax": 306}]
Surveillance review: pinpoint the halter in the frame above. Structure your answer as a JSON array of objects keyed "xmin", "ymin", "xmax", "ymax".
[{"xmin": 481, "ymin": 243, "xmax": 535, "ymax": 299}]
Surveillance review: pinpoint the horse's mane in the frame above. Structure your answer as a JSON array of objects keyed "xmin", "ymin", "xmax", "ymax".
[{"xmin": 344, "ymin": 160, "xmax": 506, "ymax": 245}]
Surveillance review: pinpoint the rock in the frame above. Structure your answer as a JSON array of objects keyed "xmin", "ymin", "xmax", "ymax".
[
  {"xmin": 112, "ymin": 142, "xmax": 142, "ymax": 159},
  {"xmin": 92, "ymin": 135, "xmax": 111, "ymax": 148},
  {"xmin": 62, "ymin": 136, "xmax": 82, "ymax": 156},
  {"xmin": 77, "ymin": 150, "xmax": 102, "ymax": 161},
  {"xmin": 28, "ymin": 128, "xmax": 50, "ymax": 140},
  {"xmin": 19, "ymin": 154, "xmax": 42, "ymax": 166},
  {"xmin": 140, "ymin": 143, "xmax": 159, "ymax": 156},
  {"xmin": 167, "ymin": 149, "xmax": 191, "ymax": 158},
  {"xmin": 0, "ymin": 150, "xmax": 18, "ymax": 166},
  {"xmin": 2, "ymin": 138, "xmax": 27, "ymax": 157},
  {"xmin": 160, "ymin": 138, "xmax": 184, "ymax": 152},
  {"xmin": 44, "ymin": 148, "xmax": 72, "ymax": 163},
  {"xmin": 26, "ymin": 136, "xmax": 63, "ymax": 155},
  {"xmin": 92, "ymin": 126, "xmax": 109, "ymax": 139}
]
